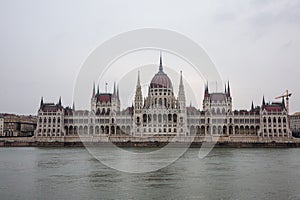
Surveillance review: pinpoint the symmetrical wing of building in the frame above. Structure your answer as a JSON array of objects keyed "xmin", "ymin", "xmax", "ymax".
[{"xmin": 35, "ymin": 56, "xmax": 291, "ymax": 138}]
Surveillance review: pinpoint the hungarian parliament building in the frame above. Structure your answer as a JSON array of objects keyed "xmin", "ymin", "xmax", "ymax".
[{"xmin": 35, "ymin": 56, "xmax": 291, "ymax": 138}]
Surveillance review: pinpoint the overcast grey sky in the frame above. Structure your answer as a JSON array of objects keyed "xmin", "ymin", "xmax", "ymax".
[{"xmin": 0, "ymin": 0, "xmax": 300, "ymax": 115}]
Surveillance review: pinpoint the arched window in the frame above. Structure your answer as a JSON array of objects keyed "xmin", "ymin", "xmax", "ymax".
[
  {"xmin": 168, "ymin": 114, "xmax": 172, "ymax": 122},
  {"xmin": 222, "ymin": 108, "xmax": 226, "ymax": 114},
  {"xmin": 143, "ymin": 114, "xmax": 147, "ymax": 123},
  {"xmin": 159, "ymin": 98, "xmax": 162, "ymax": 106},
  {"xmin": 163, "ymin": 114, "xmax": 167, "ymax": 123},
  {"xmin": 153, "ymin": 114, "xmax": 157, "ymax": 122},
  {"xmin": 283, "ymin": 117, "xmax": 286, "ymax": 123},
  {"xmin": 173, "ymin": 114, "xmax": 177, "ymax": 123},
  {"xmin": 158, "ymin": 114, "xmax": 162, "ymax": 123}
]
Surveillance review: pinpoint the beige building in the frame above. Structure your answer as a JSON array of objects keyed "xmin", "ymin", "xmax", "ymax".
[
  {"xmin": 3, "ymin": 114, "xmax": 37, "ymax": 137},
  {"xmin": 35, "ymin": 55, "xmax": 292, "ymax": 139},
  {"xmin": 290, "ymin": 112, "xmax": 300, "ymax": 137},
  {"xmin": 0, "ymin": 115, "xmax": 4, "ymax": 136}
]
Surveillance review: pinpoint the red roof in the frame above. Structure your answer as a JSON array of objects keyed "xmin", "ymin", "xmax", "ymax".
[
  {"xmin": 150, "ymin": 72, "xmax": 172, "ymax": 89},
  {"xmin": 264, "ymin": 106, "xmax": 282, "ymax": 112},
  {"xmin": 96, "ymin": 94, "xmax": 112, "ymax": 103},
  {"xmin": 41, "ymin": 103, "xmax": 63, "ymax": 112}
]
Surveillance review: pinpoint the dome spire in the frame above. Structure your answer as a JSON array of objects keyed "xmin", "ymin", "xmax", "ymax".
[
  {"xmin": 92, "ymin": 82, "xmax": 95, "ymax": 97},
  {"xmin": 137, "ymin": 70, "xmax": 141, "ymax": 87},
  {"xmin": 40, "ymin": 96, "xmax": 43, "ymax": 107},
  {"xmin": 159, "ymin": 51, "xmax": 163, "ymax": 72},
  {"xmin": 179, "ymin": 70, "xmax": 183, "ymax": 86}
]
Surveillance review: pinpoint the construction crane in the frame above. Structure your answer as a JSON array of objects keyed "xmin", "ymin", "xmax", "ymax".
[{"xmin": 275, "ymin": 90, "xmax": 292, "ymax": 114}]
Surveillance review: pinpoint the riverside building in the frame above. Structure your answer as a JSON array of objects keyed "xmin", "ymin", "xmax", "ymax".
[
  {"xmin": 34, "ymin": 56, "xmax": 291, "ymax": 139},
  {"xmin": 0, "ymin": 115, "xmax": 4, "ymax": 136}
]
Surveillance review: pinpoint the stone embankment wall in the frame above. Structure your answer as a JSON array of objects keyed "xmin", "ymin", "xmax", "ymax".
[{"xmin": 1, "ymin": 135, "xmax": 300, "ymax": 147}]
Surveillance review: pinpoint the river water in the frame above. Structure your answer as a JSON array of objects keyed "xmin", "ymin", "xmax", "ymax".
[{"xmin": 0, "ymin": 147, "xmax": 299, "ymax": 200}]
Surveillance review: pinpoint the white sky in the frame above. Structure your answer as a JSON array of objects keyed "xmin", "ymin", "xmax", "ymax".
[{"xmin": 0, "ymin": 0, "xmax": 300, "ymax": 114}]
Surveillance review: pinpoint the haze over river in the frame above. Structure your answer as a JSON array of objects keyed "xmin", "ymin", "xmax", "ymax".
[{"xmin": 0, "ymin": 147, "xmax": 299, "ymax": 200}]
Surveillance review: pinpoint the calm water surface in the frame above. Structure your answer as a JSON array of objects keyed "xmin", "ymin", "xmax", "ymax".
[{"xmin": 0, "ymin": 147, "xmax": 299, "ymax": 200}]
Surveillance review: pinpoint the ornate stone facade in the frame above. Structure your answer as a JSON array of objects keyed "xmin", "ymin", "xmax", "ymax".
[
  {"xmin": 35, "ymin": 56, "xmax": 291, "ymax": 139},
  {"xmin": 2, "ymin": 114, "xmax": 36, "ymax": 137},
  {"xmin": 0, "ymin": 115, "xmax": 4, "ymax": 136},
  {"xmin": 290, "ymin": 112, "xmax": 300, "ymax": 137}
]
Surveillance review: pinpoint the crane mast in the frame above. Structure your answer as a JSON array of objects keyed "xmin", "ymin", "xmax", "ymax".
[{"xmin": 275, "ymin": 90, "xmax": 292, "ymax": 114}]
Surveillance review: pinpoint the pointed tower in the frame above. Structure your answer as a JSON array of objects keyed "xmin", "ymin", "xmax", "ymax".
[
  {"xmin": 227, "ymin": 81, "xmax": 231, "ymax": 97},
  {"xmin": 92, "ymin": 82, "xmax": 95, "ymax": 97},
  {"xmin": 58, "ymin": 97, "xmax": 62, "ymax": 106},
  {"xmin": 40, "ymin": 97, "xmax": 43, "ymax": 108},
  {"xmin": 282, "ymin": 97, "xmax": 286, "ymax": 110},
  {"xmin": 177, "ymin": 71, "xmax": 188, "ymax": 136},
  {"xmin": 111, "ymin": 82, "xmax": 120, "ymax": 113},
  {"xmin": 117, "ymin": 85, "xmax": 120, "ymax": 100},
  {"xmin": 262, "ymin": 96, "xmax": 266, "ymax": 106},
  {"xmin": 159, "ymin": 52, "xmax": 163, "ymax": 73},
  {"xmin": 73, "ymin": 101, "xmax": 75, "ymax": 111},
  {"xmin": 91, "ymin": 83, "xmax": 98, "ymax": 113},
  {"xmin": 134, "ymin": 71, "xmax": 143, "ymax": 111},
  {"xmin": 204, "ymin": 81, "xmax": 209, "ymax": 97},
  {"xmin": 203, "ymin": 81, "xmax": 210, "ymax": 111},
  {"xmin": 225, "ymin": 82, "xmax": 227, "ymax": 94},
  {"xmin": 133, "ymin": 71, "xmax": 143, "ymax": 134},
  {"xmin": 251, "ymin": 101, "xmax": 254, "ymax": 111},
  {"xmin": 178, "ymin": 71, "xmax": 186, "ymax": 109},
  {"xmin": 113, "ymin": 82, "xmax": 116, "ymax": 96}
]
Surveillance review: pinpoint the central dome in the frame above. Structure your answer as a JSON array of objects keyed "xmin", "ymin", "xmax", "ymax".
[{"xmin": 150, "ymin": 55, "xmax": 173, "ymax": 89}]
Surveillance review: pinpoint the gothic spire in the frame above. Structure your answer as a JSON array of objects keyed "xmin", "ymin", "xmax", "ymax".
[
  {"xmin": 225, "ymin": 82, "xmax": 227, "ymax": 94},
  {"xmin": 117, "ymin": 85, "xmax": 119, "ymax": 99},
  {"xmin": 262, "ymin": 95, "xmax": 265, "ymax": 106},
  {"xmin": 159, "ymin": 52, "xmax": 163, "ymax": 73},
  {"xmin": 227, "ymin": 81, "xmax": 231, "ymax": 97},
  {"xmin": 204, "ymin": 81, "xmax": 209, "ymax": 97},
  {"xmin": 58, "ymin": 96, "xmax": 62, "ymax": 106},
  {"xmin": 178, "ymin": 71, "xmax": 185, "ymax": 104},
  {"xmin": 40, "ymin": 96, "xmax": 43, "ymax": 107},
  {"xmin": 92, "ymin": 82, "xmax": 95, "ymax": 97},
  {"xmin": 113, "ymin": 82, "xmax": 116, "ymax": 96},
  {"xmin": 134, "ymin": 71, "xmax": 143, "ymax": 110},
  {"xmin": 179, "ymin": 70, "xmax": 183, "ymax": 86},
  {"xmin": 207, "ymin": 81, "xmax": 209, "ymax": 93},
  {"xmin": 97, "ymin": 84, "xmax": 99, "ymax": 95},
  {"xmin": 137, "ymin": 70, "xmax": 141, "ymax": 87},
  {"xmin": 251, "ymin": 101, "xmax": 254, "ymax": 111},
  {"xmin": 282, "ymin": 97, "xmax": 286, "ymax": 110},
  {"xmin": 72, "ymin": 101, "xmax": 75, "ymax": 111}
]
